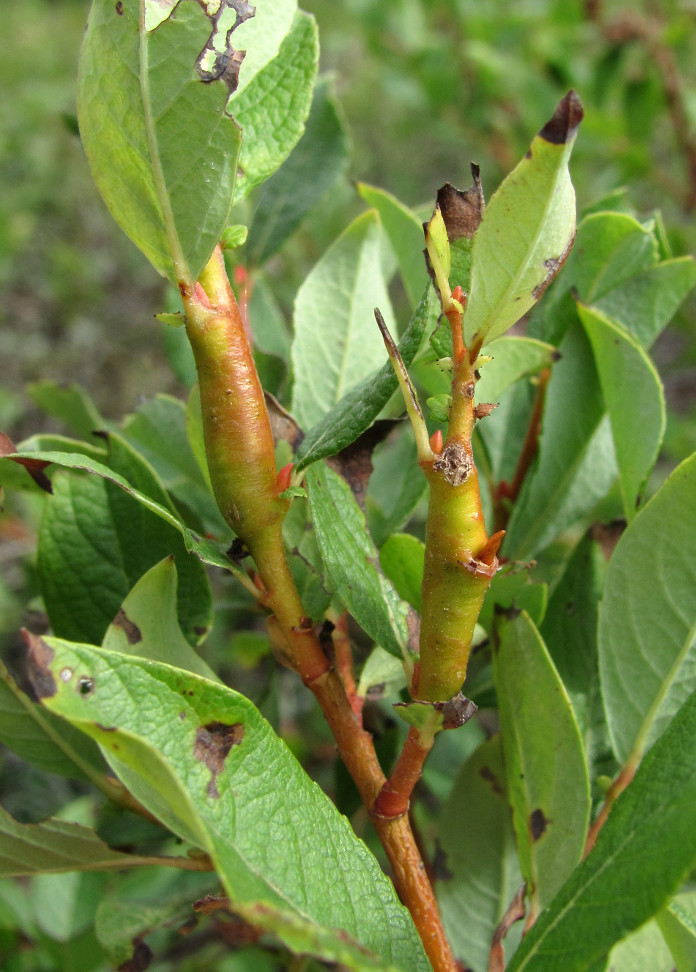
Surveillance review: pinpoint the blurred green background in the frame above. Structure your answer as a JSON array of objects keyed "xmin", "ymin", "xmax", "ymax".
[{"xmin": 2, "ymin": 0, "xmax": 695, "ymax": 449}]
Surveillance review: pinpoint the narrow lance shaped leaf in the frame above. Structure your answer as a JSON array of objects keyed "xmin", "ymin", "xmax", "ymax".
[
  {"xmin": 291, "ymin": 210, "xmax": 397, "ymax": 430},
  {"xmin": 578, "ymin": 303, "xmax": 665, "ymax": 519},
  {"xmin": 507, "ymin": 686, "xmax": 696, "ymax": 972},
  {"xmin": 437, "ymin": 737, "xmax": 523, "ymax": 972},
  {"xmin": 306, "ymin": 462, "xmax": 411, "ymax": 661},
  {"xmin": 493, "ymin": 610, "xmax": 590, "ymax": 923},
  {"xmin": 463, "ymin": 91, "xmax": 583, "ymax": 350}
]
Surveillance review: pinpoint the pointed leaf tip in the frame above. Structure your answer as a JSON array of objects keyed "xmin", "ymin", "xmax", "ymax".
[{"xmin": 538, "ymin": 91, "xmax": 584, "ymax": 145}]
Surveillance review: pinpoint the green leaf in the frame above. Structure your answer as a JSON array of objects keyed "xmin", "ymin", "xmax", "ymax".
[
  {"xmin": 493, "ymin": 611, "xmax": 590, "ymax": 919},
  {"xmin": 478, "ymin": 566, "xmax": 548, "ymax": 634},
  {"xmin": 506, "ymin": 687, "xmax": 696, "ymax": 972},
  {"xmin": 367, "ymin": 430, "xmax": 429, "ymax": 548},
  {"xmin": 295, "ymin": 285, "xmax": 438, "ymax": 471},
  {"xmin": 592, "ymin": 256, "xmax": 696, "ymax": 349},
  {"xmin": 533, "ymin": 212, "xmax": 695, "ymax": 351},
  {"xmin": 606, "ymin": 919, "xmax": 675, "ymax": 972},
  {"xmin": 120, "ymin": 393, "xmax": 229, "ymax": 536},
  {"xmin": 291, "ymin": 211, "xmax": 396, "ymax": 431},
  {"xmin": 475, "ymin": 336, "xmax": 557, "ymax": 405},
  {"xmin": 357, "ymin": 646, "xmax": 408, "ymax": 700},
  {"xmin": 37, "ymin": 435, "xmax": 212, "ymax": 647},
  {"xmin": 231, "ymin": 11, "xmax": 319, "ymax": 202},
  {"xmin": 27, "ymin": 382, "xmax": 104, "ymax": 439},
  {"xmin": 0, "ymin": 804, "xmax": 161, "ymax": 878},
  {"xmin": 437, "ymin": 737, "xmax": 523, "ymax": 972},
  {"xmin": 570, "ymin": 212, "xmax": 658, "ymax": 304},
  {"xmin": 599, "ymin": 452, "xmax": 696, "ymax": 764},
  {"xmin": 101, "ymin": 558, "xmax": 218, "ymax": 681},
  {"xmin": 379, "ymin": 534, "xmax": 424, "ymax": 611},
  {"xmin": 657, "ymin": 893, "xmax": 696, "ymax": 972},
  {"xmin": 539, "ymin": 535, "xmax": 603, "ymax": 742},
  {"xmin": 503, "ymin": 325, "xmax": 616, "ymax": 560},
  {"xmin": 462, "ymin": 92, "xmax": 583, "ymax": 349},
  {"xmin": 0, "ymin": 659, "xmax": 107, "ymax": 783},
  {"xmin": 579, "ymin": 304, "xmax": 665, "ymax": 519},
  {"xmin": 95, "ymin": 871, "xmax": 218, "ymax": 968},
  {"xmin": 78, "ymin": 0, "xmax": 242, "ymax": 281},
  {"xmin": 357, "ymin": 184, "xmax": 428, "ymax": 308},
  {"xmin": 306, "ymin": 463, "xmax": 410, "ymax": 659},
  {"xmin": 29, "ymin": 640, "xmax": 430, "ymax": 971},
  {"xmin": 2, "ymin": 449, "xmax": 236, "ymax": 573},
  {"xmin": 247, "ymin": 77, "xmax": 350, "ymax": 266}
]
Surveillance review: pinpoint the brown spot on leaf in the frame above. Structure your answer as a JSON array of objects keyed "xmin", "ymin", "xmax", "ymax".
[
  {"xmin": 432, "ymin": 840, "xmax": 454, "ymax": 881},
  {"xmin": 328, "ymin": 419, "xmax": 397, "ymax": 512},
  {"xmin": 479, "ymin": 765, "xmax": 504, "ymax": 797},
  {"xmin": 538, "ymin": 90, "xmax": 584, "ymax": 145},
  {"xmin": 117, "ymin": 938, "xmax": 152, "ymax": 972},
  {"xmin": 113, "ymin": 608, "xmax": 142, "ymax": 646},
  {"xmin": 195, "ymin": 0, "xmax": 256, "ymax": 94},
  {"xmin": 22, "ymin": 630, "xmax": 57, "ymax": 699},
  {"xmin": 78, "ymin": 676, "xmax": 95, "ymax": 696},
  {"xmin": 532, "ymin": 234, "xmax": 576, "ymax": 300},
  {"xmin": 194, "ymin": 721, "xmax": 245, "ymax": 798},
  {"xmin": 529, "ymin": 807, "xmax": 549, "ymax": 841}
]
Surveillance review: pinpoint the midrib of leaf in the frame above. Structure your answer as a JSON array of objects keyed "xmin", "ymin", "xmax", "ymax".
[
  {"xmin": 468, "ymin": 161, "xmax": 569, "ymax": 343},
  {"xmin": 139, "ymin": 3, "xmax": 191, "ymax": 286},
  {"xmin": 627, "ymin": 614, "xmax": 696, "ymax": 765},
  {"xmin": 334, "ymin": 240, "xmax": 373, "ymax": 405}
]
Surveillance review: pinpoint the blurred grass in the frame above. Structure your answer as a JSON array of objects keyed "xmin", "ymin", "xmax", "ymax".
[{"xmin": 1, "ymin": 0, "xmax": 695, "ymax": 451}]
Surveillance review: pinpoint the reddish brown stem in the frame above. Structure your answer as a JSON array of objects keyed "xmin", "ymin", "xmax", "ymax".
[
  {"xmin": 493, "ymin": 367, "xmax": 550, "ymax": 534},
  {"xmin": 185, "ymin": 249, "xmax": 457, "ymax": 972},
  {"xmin": 373, "ymin": 726, "xmax": 434, "ymax": 819},
  {"xmin": 584, "ymin": 760, "xmax": 637, "ymax": 857},
  {"xmin": 331, "ymin": 611, "xmax": 364, "ymax": 721}
]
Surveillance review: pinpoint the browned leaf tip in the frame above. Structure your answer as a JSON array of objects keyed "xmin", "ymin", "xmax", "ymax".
[
  {"xmin": 538, "ymin": 90, "xmax": 584, "ymax": 145},
  {"xmin": 436, "ymin": 165, "xmax": 485, "ymax": 242},
  {"xmin": 22, "ymin": 629, "xmax": 57, "ymax": 700},
  {"xmin": 0, "ymin": 432, "xmax": 53, "ymax": 493}
]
